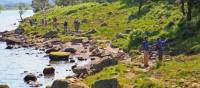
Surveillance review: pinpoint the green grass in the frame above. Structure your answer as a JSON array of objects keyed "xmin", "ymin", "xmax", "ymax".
[{"xmin": 83, "ymin": 54, "xmax": 200, "ymax": 88}]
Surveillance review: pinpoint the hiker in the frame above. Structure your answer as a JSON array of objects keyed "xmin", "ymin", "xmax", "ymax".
[
  {"xmin": 52, "ymin": 16, "xmax": 59, "ymax": 31},
  {"xmin": 155, "ymin": 38, "xmax": 168, "ymax": 61},
  {"xmin": 42, "ymin": 17, "xmax": 45, "ymax": 27},
  {"xmin": 142, "ymin": 37, "xmax": 150, "ymax": 68},
  {"xmin": 74, "ymin": 18, "xmax": 80, "ymax": 32},
  {"xmin": 64, "ymin": 20, "xmax": 68, "ymax": 33}
]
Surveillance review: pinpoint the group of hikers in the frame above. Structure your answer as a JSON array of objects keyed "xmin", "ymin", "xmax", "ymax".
[
  {"xmin": 28, "ymin": 16, "xmax": 80, "ymax": 33},
  {"xmin": 142, "ymin": 37, "xmax": 168, "ymax": 68}
]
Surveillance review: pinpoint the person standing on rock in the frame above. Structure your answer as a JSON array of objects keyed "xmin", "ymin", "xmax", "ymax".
[
  {"xmin": 143, "ymin": 37, "xmax": 150, "ymax": 68},
  {"xmin": 64, "ymin": 19, "xmax": 68, "ymax": 33},
  {"xmin": 74, "ymin": 18, "xmax": 80, "ymax": 32},
  {"xmin": 156, "ymin": 38, "xmax": 168, "ymax": 61}
]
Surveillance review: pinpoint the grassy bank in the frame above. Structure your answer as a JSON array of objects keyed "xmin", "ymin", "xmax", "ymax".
[{"xmin": 83, "ymin": 55, "xmax": 200, "ymax": 88}]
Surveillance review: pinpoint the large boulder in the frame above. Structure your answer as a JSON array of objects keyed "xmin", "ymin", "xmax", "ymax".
[
  {"xmin": 64, "ymin": 48, "xmax": 77, "ymax": 53},
  {"xmin": 51, "ymin": 79, "xmax": 89, "ymax": 88},
  {"xmin": 0, "ymin": 84, "xmax": 9, "ymax": 88},
  {"xmin": 49, "ymin": 52, "xmax": 70, "ymax": 61},
  {"xmin": 24, "ymin": 73, "xmax": 37, "ymax": 83},
  {"xmin": 92, "ymin": 78, "xmax": 120, "ymax": 88},
  {"xmin": 51, "ymin": 79, "xmax": 70, "ymax": 88},
  {"xmin": 43, "ymin": 66, "xmax": 55, "ymax": 75},
  {"xmin": 91, "ymin": 57, "xmax": 118, "ymax": 73},
  {"xmin": 5, "ymin": 37, "xmax": 21, "ymax": 45}
]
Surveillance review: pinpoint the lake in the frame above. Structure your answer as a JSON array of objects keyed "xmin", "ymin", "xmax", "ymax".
[{"xmin": 0, "ymin": 10, "xmax": 89, "ymax": 88}]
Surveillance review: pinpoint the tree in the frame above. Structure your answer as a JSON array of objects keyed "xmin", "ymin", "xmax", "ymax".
[
  {"xmin": 180, "ymin": 0, "xmax": 185, "ymax": 15},
  {"xmin": 187, "ymin": 0, "xmax": 192, "ymax": 20},
  {"xmin": 123, "ymin": 0, "xmax": 148, "ymax": 14},
  {"xmin": 18, "ymin": 3, "xmax": 28, "ymax": 22},
  {"xmin": 32, "ymin": 0, "xmax": 50, "ymax": 12}
]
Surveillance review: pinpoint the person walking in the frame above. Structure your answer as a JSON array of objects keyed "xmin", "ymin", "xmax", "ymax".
[
  {"xmin": 74, "ymin": 18, "xmax": 80, "ymax": 32},
  {"xmin": 64, "ymin": 20, "xmax": 68, "ymax": 33},
  {"xmin": 156, "ymin": 38, "xmax": 168, "ymax": 61},
  {"xmin": 143, "ymin": 37, "xmax": 150, "ymax": 68}
]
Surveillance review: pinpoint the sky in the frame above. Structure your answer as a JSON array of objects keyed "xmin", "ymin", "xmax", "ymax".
[{"xmin": 0, "ymin": 0, "xmax": 32, "ymax": 5}]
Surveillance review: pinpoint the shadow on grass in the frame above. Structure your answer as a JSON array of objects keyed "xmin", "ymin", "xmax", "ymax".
[{"xmin": 127, "ymin": 6, "xmax": 151, "ymax": 22}]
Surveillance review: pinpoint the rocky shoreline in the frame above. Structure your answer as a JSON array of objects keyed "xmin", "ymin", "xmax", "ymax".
[{"xmin": 0, "ymin": 30, "xmax": 128, "ymax": 88}]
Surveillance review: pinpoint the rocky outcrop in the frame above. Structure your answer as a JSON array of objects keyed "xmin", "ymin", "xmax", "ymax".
[
  {"xmin": 92, "ymin": 78, "xmax": 120, "ymax": 88},
  {"xmin": 72, "ymin": 57, "xmax": 118, "ymax": 77},
  {"xmin": 51, "ymin": 78, "xmax": 89, "ymax": 88},
  {"xmin": 49, "ymin": 52, "xmax": 70, "ymax": 61},
  {"xmin": 43, "ymin": 66, "xmax": 55, "ymax": 75},
  {"xmin": 0, "ymin": 84, "xmax": 9, "ymax": 88},
  {"xmin": 24, "ymin": 73, "xmax": 37, "ymax": 83}
]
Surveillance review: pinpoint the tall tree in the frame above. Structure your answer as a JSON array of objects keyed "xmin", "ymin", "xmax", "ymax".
[
  {"xmin": 18, "ymin": 3, "xmax": 28, "ymax": 21},
  {"xmin": 32, "ymin": 0, "xmax": 50, "ymax": 12},
  {"xmin": 187, "ymin": 0, "xmax": 192, "ymax": 20}
]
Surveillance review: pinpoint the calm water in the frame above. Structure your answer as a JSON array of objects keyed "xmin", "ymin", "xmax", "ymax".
[
  {"xmin": 0, "ymin": 10, "xmax": 90, "ymax": 88},
  {"xmin": 0, "ymin": 10, "xmax": 34, "ymax": 32}
]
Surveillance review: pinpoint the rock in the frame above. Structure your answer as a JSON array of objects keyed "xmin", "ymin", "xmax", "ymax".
[
  {"xmin": 91, "ymin": 58, "xmax": 96, "ymax": 60},
  {"xmin": 24, "ymin": 73, "xmax": 37, "ymax": 83},
  {"xmin": 89, "ymin": 45, "xmax": 97, "ymax": 52},
  {"xmin": 5, "ymin": 45, "xmax": 13, "ymax": 49},
  {"xmin": 43, "ymin": 66, "xmax": 55, "ymax": 75},
  {"xmin": 46, "ymin": 48, "xmax": 60, "ymax": 53},
  {"xmin": 44, "ymin": 31, "xmax": 57, "ymax": 38},
  {"xmin": 92, "ymin": 78, "xmax": 120, "ymax": 88},
  {"xmin": 90, "ymin": 48, "xmax": 101, "ymax": 57},
  {"xmin": 51, "ymin": 79, "xmax": 89, "ymax": 88},
  {"xmin": 107, "ymin": 11, "xmax": 113, "ymax": 16},
  {"xmin": 15, "ymin": 26, "xmax": 25, "ymax": 34},
  {"xmin": 87, "ymin": 29, "xmax": 97, "ymax": 34},
  {"xmin": 64, "ymin": 48, "xmax": 77, "ymax": 53},
  {"xmin": 5, "ymin": 37, "xmax": 21, "ymax": 45},
  {"xmin": 124, "ymin": 29, "xmax": 132, "ymax": 34},
  {"xmin": 46, "ymin": 85, "xmax": 52, "ymax": 88},
  {"xmin": 49, "ymin": 52, "xmax": 70, "ymax": 61},
  {"xmin": 91, "ymin": 57, "xmax": 118, "ymax": 73},
  {"xmin": 191, "ymin": 83, "xmax": 200, "ymax": 88},
  {"xmin": 71, "ymin": 38, "xmax": 83, "ymax": 44},
  {"xmin": 77, "ymin": 57, "xmax": 85, "ymax": 61},
  {"xmin": 0, "ymin": 84, "xmax": 9, "ymax": 88},
  {"xmin": 72, "ymin": 67, "xmax": 89, "ymax": 78},
  {"xmin": 100, "ymin": 22, "xmax": 108, "ymax": 27},
  {"xmin": 69, "ymin": 60, "xmax": 75, "ymax": 63},
  {"xmin": 51, "ymin": 79, "xmax": 69, "ymax": 88},
  {"xmin": 115, "ymin": 33, "xmax": 125, "ymax": 39}
]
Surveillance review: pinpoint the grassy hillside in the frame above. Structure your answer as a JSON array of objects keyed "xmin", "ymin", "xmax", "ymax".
[
  {"xmin": 22, "ymin": 1, "xmax": 198, "ymax": 52},
  {"xmin": 23, "ymin": 0, "xmax": 200, "ymax": 54}
]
